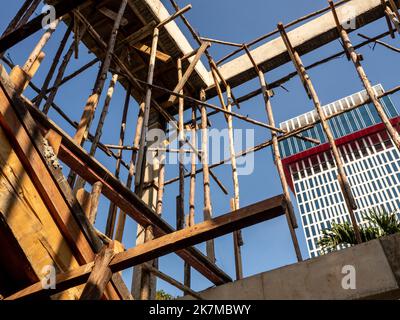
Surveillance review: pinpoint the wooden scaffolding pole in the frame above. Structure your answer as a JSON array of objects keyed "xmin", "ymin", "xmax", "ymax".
[
  {"xmin": 226, "ymin": 85, "xmax": 244, "ymax": 278},
  {"xmin": 178, "ymin": 58, "xmax": 185, "ymax": 231},
  {"xmin": 200, "ymin": 89, "xmax": 216, "ymax": 263},
  {"xmin": 184, "ymin": 106, "xmax": 198, "ymax": 291},
  {"xmin": 244, "ymin": 46, "xmax": 302, "ymax": 261},
  {"xmin": 278, "ymin": 22, "xmax": 362, "ymax": 244},
  {"xmin": 35, "ymin": 24, "xmax": 73, "ymax": 108},
  {"xmin": 42, "ymin": 25, "xmax": 87, "ymax": 114},
  {"xmin": 0, "ymin": 0, "xmax": 33, "ymax": 40},
  {"xmin": 109, "ymin": 84, "xmax": 132, "ymax": 242},
  {"xmin": 329, "ymin": 0, "xmax": 400, "ymax": 152},
  {"xmin": 74, "ymin": 0, "xmax": 128, "ymax": 145},
  {"xmin": 8, "ymin": 195, "xmax": 286, "ymax": 300}
]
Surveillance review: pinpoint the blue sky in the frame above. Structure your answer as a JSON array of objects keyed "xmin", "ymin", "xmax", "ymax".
[{"xmin": 1, "ymin": 1, "xmax": 400, "ymax": 297}]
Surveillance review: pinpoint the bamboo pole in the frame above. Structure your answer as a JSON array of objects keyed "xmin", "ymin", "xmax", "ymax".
[
  {"xmin": 278, "ymin": 22, "xmax": 361, "ymax": 244},
  {"xmin": 329, "ymin": 1, "xmax": 400, "ymax": 152},
  {"xmin": 73, "ymin": 0, "xmax": 128, "ymax": 145},
  {"xmin": 226, "ymin": 86, "xmax": 244, "ymax": 278},
  {"xmin": 244, "ymin": 46, "xmax": 302, "ymax": 261},
  {"xmin": 35, "ymin": 24, "xmax": 73, "ymax": 108},
  {"xmin": 200, "ymin": 89, "xmax": 216, "ymax": 263},
  {"xmin": 43, "ymin": 25, "xmax": 87, "ymax": 114}
]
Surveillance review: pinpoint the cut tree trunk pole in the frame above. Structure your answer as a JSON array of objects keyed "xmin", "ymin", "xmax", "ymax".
[
  {"xmin": 200, "ymin": 89, "xmax": 216, "ymax": 263},
  {"xmin": 226, "ymin": 85, "xmax": 245, "ymax": 278},
  {"xmin": 35, "ymin": 23, "xmax": 73, "ymax": 107},
  {"xmin": 110, "ymin": 84, "xmax": 132, "ymax": 243},
  {"xmin": 184, "ymin": 106, "xmax": 197, "ymax": 291},
  {"xmin": 73, "ymin": 0, "xmax": 128, "ymax": 146},
  {"xmin": 134, "ymin": 26, "xmax": 159, "ymax": 190},
  {"xmin": 105, "ymin": 100, "xmax": 145, "ymax": 238},
  {"xmin": 42, "ymin": 25, "xmax": 88, "ymax": 114},
  {"xmin": 244, "ymin": 45, "xmax": 302, "ymax": 261},
  {"xmin": 278, "ymin": 22, "xmax": 362, "ymax": 244},
  {"xmin": 73, "ymin": 73, "xmax": 121, "ymax": 192},
  {"xmin": 329, "ymin": 0, "xmax": 400, "ymax": 152},
  {"xmin": 178, "ymin": 58, "xmax": 185, "ymax": 231}
]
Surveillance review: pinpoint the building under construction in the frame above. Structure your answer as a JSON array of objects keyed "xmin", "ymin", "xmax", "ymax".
[{"xmin": 0, "ymin": 0, "xmax": 400, "ymax": 300}]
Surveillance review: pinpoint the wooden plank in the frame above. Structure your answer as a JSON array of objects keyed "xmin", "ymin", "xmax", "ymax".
[
  {"xmin": 132, "ymin": 42, "xmax": 171, "ymax": 63},
  {"xmin": 0, "ymin": 65, "xmax": 128, "ymax": 300},
  {"xmin": 99, "ymin": 7, "xmax": 129, "ymax": 26},
  {"xmin": 6, "ymin": 195, "xmax": 286, "ymax": 300},
  {"xmin": 22, "ymin": 91, "xmax": 232, "ymax": 285},
  {"xmin": 80, "ymin": 242, "xmax": 117, "ymax": 300},
  {"xmin": 118, "ymin": 21, "xmax": 156, "ymax": 48}
]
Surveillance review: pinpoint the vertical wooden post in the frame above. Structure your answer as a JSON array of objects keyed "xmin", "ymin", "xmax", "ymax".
[
  {"xmin": 278, "ymin": 22, "xmax": 362, "ymax": 244},
  {"xmin": 184, "ymin": 106, "xmax": 197, "ymax": 291},
  {"xmin": 35, "ymin": 24, "xmax": 73, "ymax": 108},
  {"xmin": 177, "ymin": 58, "xmax": 185, "ymax": 231},
  {"xmin": 109, "ymin": 84, "xmax": 131, "ymax": 242},
  {"xmin": 105, "ymin": 100, "xmax": 144, "ymax": 238},
  {"xmin": 89, "ymin": 181, "xmax": 103, "ymax": 225},
  {"xmin": 43, "ymin": 26, "xmax": 87, "ymax": 114},
  {"xmin": 329, "ymin": 1, "xmax": 400, "ymax": 151},
  {"xmin": 226, "ymin": 85, "xmax": 245, "ymax": 276},
  {"xmin": 74, "ymin": 0, "xmax": 128, "ymax": 145},
  {"xmin": 200, "ymin": 89, "xmax": 216, "ymax": 263},
  {"xmin": 73, "ymin": 74, "xmax": 124, "ymax": 193},
  {"xmin": 89, "ymin": 73, "xmax": 120, "ymax": 156},
  {"xmin": 245, "ymin": 45, "xmax": 303, "ymax": 260},
  {"xmin": 135, "ymin": 27, "xmax": 159, "ymax": 190}
]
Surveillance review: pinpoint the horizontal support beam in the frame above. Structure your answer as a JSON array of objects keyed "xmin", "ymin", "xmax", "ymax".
[
  {"xmin": 20, "ymin": 89, "xmax": 232, "ymax": 286},
  {"xmin": 210, "ymin": 0, "xmax": 400, "ymax": 94},
  {"xmin": 6, "ymin": 195, "xmax": 286, "ymax": 300}
]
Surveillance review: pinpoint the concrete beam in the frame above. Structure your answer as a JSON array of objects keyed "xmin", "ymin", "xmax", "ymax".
[
  {"xmin": 212, "ymin": 0, "xmax": 400, "ymax": 92},
  {"xmin": 182, "ymin": 233, "xmax": 400, "ymax": 300}
]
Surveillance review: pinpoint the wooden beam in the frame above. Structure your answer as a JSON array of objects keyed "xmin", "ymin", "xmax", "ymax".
[
  {"xmin": 22, "ymin": 94, "xmax": 232, "ymax": 286},
  {"xmin": 80, "ymin": 242, "xmax": 117, "ymax": 300},
  {"xmin": 118, "ymin": 21, "xmax": 156, "ymax": 48},
  {"xmin": 167, "ymin": 42, "xmax": 210, "ymax": 106},
  {"xmin": 99, "ymin": 7, "xmax": 129, "ymax": 26},
  {"xmin": 0, "ymin": 0, "xmax": 91, "ymax": 52},
  {"xmin": 6, "ymin": 195, "xmax": 286, "ymax": 300},
  {"xmin": 132, "ymin": 42, "xmax": 172, "ymax": 63}
]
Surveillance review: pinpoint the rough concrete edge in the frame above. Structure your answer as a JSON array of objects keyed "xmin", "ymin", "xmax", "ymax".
[{"xmin": 379, "ymin": 233, "xmax": 400, "ymax": 287}]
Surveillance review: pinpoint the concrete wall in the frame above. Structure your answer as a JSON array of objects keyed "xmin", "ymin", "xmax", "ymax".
[{"xmin": 184, "ymin": 234, "xmax": 400, "ymax": 300}]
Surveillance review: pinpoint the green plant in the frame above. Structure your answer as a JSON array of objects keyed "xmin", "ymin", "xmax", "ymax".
[
  {"xmin": 318, "ymin": 209, "xmax": 400, "ymax": 254},
  {"xmin": 156, "ymin": 290, "xmax": 174, "ymax": 300}
]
